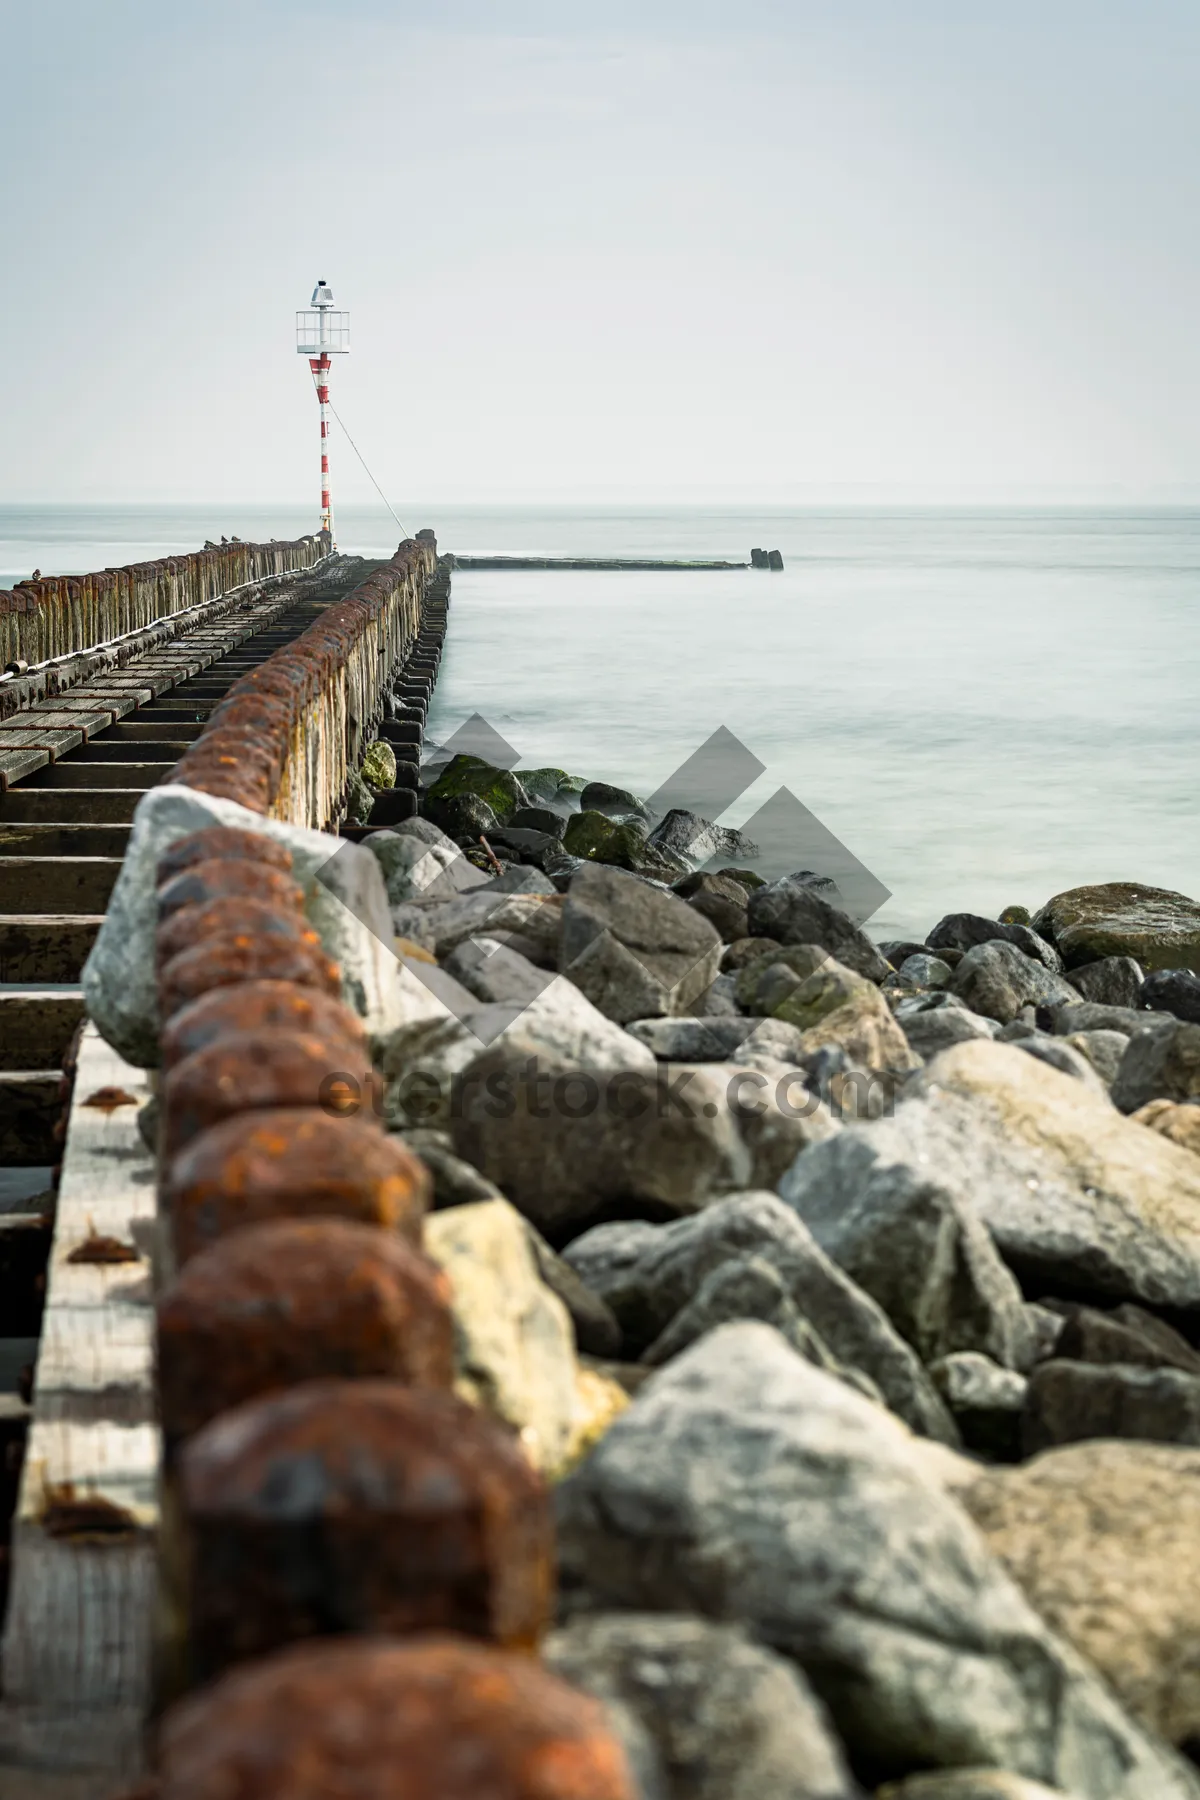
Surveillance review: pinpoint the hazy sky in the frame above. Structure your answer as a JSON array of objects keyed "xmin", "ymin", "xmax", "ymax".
[{"xmin": 6, "ymin": 0, "xmax": 1200, "ymax": 503}]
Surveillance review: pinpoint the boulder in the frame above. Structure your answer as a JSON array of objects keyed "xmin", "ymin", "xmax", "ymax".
[
  {"xmin": 747, "ymin": 879, "xmax": 890, "ymax": 981},
  {"xmin": 1048, "ymin": 999, "xmax": 1173, "ymax": 1036},
  {"xmin": 649, "ymin": 811, "xmax": 758, "ymax": 872},
  {"xmin": 444, "ymin": 935, "xmax": 551, "ymax": 1008},
  {"xmin": 364, "ymin": 828, "xmax": 488, "ymax": 904},
  {"xmin": 1112, "ymin": 1020, "xmax": 1200, "ymax": 1111},
  {"xmin": 640, "ymin": 1254, "xmax": 862, "ymax": 1387},
  {"xmin": 676, "ymin": 871, "xmax": 750, "ymax": 943},
  {"xmin": 927, "ymin": 913, "xmax": 1063, "ymax": 973},
  {"xmin": 560, "ymin": 863, "xmax": 722, "ymax": 1023},
  {"xmin": 555, "ymin": 1323, "xmax": 1199, "ymax": 1797},
  {"xmin": 1003, "ymin": 1031, "xmax": 1108, "ymax": 1091},
  {"xmin": 343, "ymin": 766, "xmax": 375, "ymax": 823},
  {"xmin": 561, "ymin": 1194, "xmax": 958, "ymax": 1442},
  {"xmin": 779, "ymin": 1127, "xmax": 1034, "ymax": 1370},
  {"xmin": 1069, "ymin": 956, "xmax": 1145, "ymax": 1008},
  {"xmin": 509, "ymin": 804, "xmax": 568, "ymax": 839},
  {"xmin": 1023, "ymin": 1359, "xmax": 1200, "ymax": 1454},
  {"xmin": 524, "ymin": 1224, "xmax": 624, "ymax": 1358},
  {"xmin": 626, "ymin": 1017, "xmax": 801, "ymax": 1063},
  {"xmin": 1141, "ymin": 968, "xmax": 1200, "ymax": 1024},
  {"xmin": 963, "ymin": 1440, "xmax": 1200, "ymax": 1748},
  {"xmin": 723, "ymin": 936, "xmax": 787, "ymax": 972},
  {"xmin": 897, "ymin": 952, "xmax": 954, "ymax": 989},
  {"xmin": 1053, "ymin": 1300, "xmax": 1200, "ymax": 1375},
  {"xmin": 516, "ymin": 766, "xmax": 586, "ymax": 808},
  {"xmin": 735, "ymin": 945, "xmax": 831, "ymax": 1014},
  {"xmin": 391, "ymin": 887, "xmax": 564, "ymax": 964},
  {"xmin": 1131, "ymin": 1097, "xmax": 1200, "ymax": 1157},
  {"xmin": 563, "ymin": 809, "xmax": 684, "ymax": 879},
  {"xmin": 1033, "ymin": 881, "xmax": 1200, "ymax": 973},
  {"xmin": 792, "ymin": 981, "xmax": 921, "ymax": 1075},
  {"xmin": 424, "ymin": 752, "xmax": 530, "ymax": 825},
  {"xmin": 929, "ymin": 1352, "xmax": 1027, "ymax": 1459},
  {"xmin": 83, "ymin": 783, "xmax": 417, "ymax": 1065},
  {"xmin": 896, "ymin": 993, "xmax": 999, "ymax": 1060},
  {"xmin": 544, "ymin": 1613, "xmax": 858, "ymax": 1800},
  {"xmin": 579, "ymin": 780, "xmax": 648, "ymax": 819},
  {"xmin": 787, "ymin": 1039, "xmax": 1200, "ymax": 1313},
  {"xmin": 400, "ymin": 1128, "xmax": 505, "ymax": 1208},
  {"xmin": 424, "ymin": 1198, "xmax": 578, "ymax": 1473},
  {"xmin": 421, "ymin": 790, "xmax": 500, "ymax": 841},
  {"xmin": 949, "ymin": 941, "xmax": 1080, "ymax": 1026},
  {"xmin": 1061, "ymin": 1028, "xmax": 1129, "ymax": 1085},
  {"xmin": 360, "ymin": 739, "xmax": 397, "ymax": 791},
  {"xmin": 449, "ymin": 1044, "xmax": 751, "ymax": 1241}
]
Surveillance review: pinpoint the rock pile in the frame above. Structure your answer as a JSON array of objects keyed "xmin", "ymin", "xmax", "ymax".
[{"xmin": 99, "ymin": 628, "xmax": 1200, "ymax": 1793}]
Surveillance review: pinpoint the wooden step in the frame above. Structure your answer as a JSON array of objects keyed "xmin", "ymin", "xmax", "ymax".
[
  {"xmin": 17, "ymin": 764, "xmax": 169, "ymax": 790},
  {"xmin": 0, "ymin": 919, "xmax": 102, "ymax": 983},
  {"xmin": 0, "ymin": 860, "xmax": 122, "ymax": 914},
  {"xmin": 0, "ymin": 994, "xmax": 85, "ymax": 1071},
  {"xmin": 0, "ymin": 1074, "xmax": 62, "ymax": 1166},
  {"xmin": 0, "ymin": 792, "xmax": 142, "ymax": 824},
  {"xmin": 0, "ymin": 828, "xmax": 130, "ymax": 859}
]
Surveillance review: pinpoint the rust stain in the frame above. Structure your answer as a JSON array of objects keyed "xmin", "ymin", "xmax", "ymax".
[
  {"xmin": 82, "ymin": 1085, "xmax": 140, "ymax": 1112},
  {"xmin": 39, "ymin": 1479, "xmax": 142, "ymax": 1542},
  {"xmin": 68, "ymin": 1229, "xmax": 141, "ymax": 1265}
]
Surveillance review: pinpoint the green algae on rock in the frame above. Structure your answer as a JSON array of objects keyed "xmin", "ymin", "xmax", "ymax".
[
  {"xmin": 1033, "ymin": 882, "xmax": 1200, "ymax": 972},
  {"xmin": 426, "ymin": 753, "xmax": 530, "ymax": 824},
  {"xmin": 360, "ymin": 739, "xmax": 397, "ymax": 792}
]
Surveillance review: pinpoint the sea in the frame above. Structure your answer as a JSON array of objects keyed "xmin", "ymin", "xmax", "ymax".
[{"xmin": 3, "ymin": 501, "xmax": 1199, "ymax": 944}]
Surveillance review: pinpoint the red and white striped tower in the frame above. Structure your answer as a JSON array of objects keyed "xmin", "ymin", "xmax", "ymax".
[{"xmin": 296, "ymin": 281, "xmax": 350, "ymax": 546}]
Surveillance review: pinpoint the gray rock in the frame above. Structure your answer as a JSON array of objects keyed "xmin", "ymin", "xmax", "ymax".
[
  {"xmin": 778, "ymin": 1038, "xmax": 1200, "ymax": 1314},
  {"xmin": 1141, "ymin": 968, "xmax": 1200, "ymax": 1024},
  {"xmin": 950, "ymin": 941, "xmax": 1081, "ymax": 1026},
  {"xmin": 898, "ymin": 952, "xmax": 954, "ymax": 989},
  {"xmin": 524, "ymin": 1221, "xmax": 623, "ymax": 1358},
  {"xmin": 696, "ymin": 971, "xmax": 742, "ymax": 1017},
  {"xmin": 444, "ymin": 935, "xmax": 550, "ymax": 1007},
  {"xmin": 1005, "ymin": 1031, "xmax": 1108, "ymax": 1090},
  {"xmin": 897, "ymin": 992, "xmax": 1000, "ymax": 1059},
  {"xmin": 927, "ymin": 913, "xmax": 1063, "ymax": 974},
  {"xmin": 877, "ymin": 1775, "xmax": 1075, "ymax": 1799},
  {"xmin": 363, "ymin": 826, "xmax": 489, "ymax": 903},
  {"xmin": 83, "ymin": 783, "xmax": 412, "ymax": 1064},
  {"xmin": 560, "ymin": 863, "xmax": 723, "ymax": 1023},
  {"xmin": 580, "ymin": 780, "xmax": 648, "ymax": 819},
  {"xmin": 1062, "ymin": 1028, "xmax": 1130, "ymax": 1086},
  {"xmin": 562, "ymin": 1193, "xmax": 958, "ymax": 1441},
  {"xmin": 649, "ymin": 810, "xmax": 758, "ymax": 872},
  {"xmin": 1023, "ymin": 1359, "xmax": 1200, "ymax": 1455},
  {"xmin": 1023, "ymin": 1303, "xmax": 1067, "ymax": 1366},
  {"xmin": 544, "ymin": 1612, "xmax": 858, "ymax": 1800},
  {"xmin": 401, "ymin": 1127, "xmax": 505, "ymax": 1208},
  {"xmin": 477, "ymin": 864, "xmax": 561, "ymax": 895},
  {"xmin": 930, "ymin": 1351, "xmax": 1027, "ymax": 1459},
  {"xmin": 1049, "ymin": 1000, "xmax": 1173, "ymax": 1036},
  {"xmin": 747, "ymin": 879, "xmax": 890, "ymax": 982},
  {"xmin": 556, "ymin": 1323, "xmax": 1199, "ymax": 1798},
  {"xmin": 1112, "ymin": 1019, "xmax": 1200, "ymax": 1112},
  {"xmin": 450, "ymin": 1044, "xmax": 751, "ymax": 1241},
  {"xmin": 778, "ymin": 1129, "xmax": 1034, "ymax": 1370},
  {"xmin": 1053, "ymin": 1301, "xmax": 1200, "ymax": 1376},
  {"xmin": 1069, "ymin": 956, "xmax": 1145, "ymax": 1008},
  {"xmin": 391, "ymin": 886, "xmax": 564, "ymax": 965},
  {"xmin": 627, "ymin": 1016, "xmax": 802, "ymax": 1063},
  {"xmin": 676, "ymin": 870, "xmax": 751, "ymax": 943},
  {"xmin": 1033, "ymin": 881, "xmax": 1200, "ymax": 975}
]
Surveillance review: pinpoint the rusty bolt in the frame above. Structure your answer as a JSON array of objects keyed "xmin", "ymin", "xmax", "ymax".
[
  {"xmin": 161, "ymin": 1029, "xmax": 380, "ymax": 1159},
  {"xmin": 157, "ymin": 858, "xmax": 304, "ymax": 922},
  {"xmin": 156, "ymin": 898, "xmax": 319, "ymax": 973},
  {"xmin": 161, "ymin": 981, "xmax": 366, "ymax": 1072},
  {"xmin": 163, "ymin": 1107, "xmax": 429, "ymax": 1264},
  {"xmin": 157, "ymin": 1218, "xmax": 453, "ymax": 1444},
  {"xmin": 156, "ymin": 827, "xmax": 294, "ymax": 887},
  {"xmin": 159, "ymin": 934, "xmax": 342, "ymax": 1020},
  {"xmin": 148, "ymin": 1635, "xmax": 635, "ymax": 1799},
  {"xmin": 179, "ymin": 1381, "xmax": 555, "ymax": 1678}
]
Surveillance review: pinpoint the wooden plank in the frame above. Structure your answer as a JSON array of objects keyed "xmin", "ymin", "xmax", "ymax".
[
  {"xmin": 0, "ymin": 827, "xmax": 131, "ymax": 859},
  {"xmin": 0, "ymin": 1073, "xmax": 61, "ymax": 1166},
  {"xmin": 0, "ymin": 918, "xmax": 103, "ymax": 983},
  {"xmin": 4, "ymin": 714, "xmax": 111, "ymax": 740},
  {"xmin": 19, "ymin": 765, "xmax": 167, "ymax": 790},
  {"xmin": 0, "ymin": 792, "xmax": 142, "ymax": 824},
  {"xmin": 0, "ymin": 860, "xmax": 122, "ymax": 915},
  {"xmin": 0, "ymin": 995, "xmax": 85, "ymax": 1071},
  {"xmin": 0, "ymin": 730, "xmax": 83, "ymax": 757},
  {"xmin": 0, "ymin": 748, "xmax": 50, "ymax": 792},
  {"xmin": 0, "ymin": 1028, "xmax": 157, "ymax": 1787},
  {"xmin": 55, "ymin": 692, "xmax": 138, "ymax": 720},
  {"xmin": 74, "ymin": 741, "xmax": 193, "ymax": 764}
]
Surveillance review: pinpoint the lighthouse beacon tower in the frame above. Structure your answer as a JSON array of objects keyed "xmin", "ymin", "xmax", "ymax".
[{"xmin": 296, "ymin": 281, "xmax": 350, "ymax": 546}]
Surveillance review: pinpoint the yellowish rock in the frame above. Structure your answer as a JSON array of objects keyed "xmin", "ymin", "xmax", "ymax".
[
  {"xmin": 1131, "ymin": 1097, "xmax": 1200, "ymax": 1158},
  {"xmin": 794, "ymin": 979, "xmax": 921, "ymax": 1074},
  {"xmin": 557, "ymin": 1367, "xmax": 631, "ymax": 1478},
  {"xmin": 962, "ymin": 1439, "xmax": 1200, "ymax": 1746}
]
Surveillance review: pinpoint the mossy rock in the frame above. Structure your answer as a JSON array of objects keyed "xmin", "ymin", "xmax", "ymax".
[
  {"xmin": 422, "ymin": 790, "xmax": 500, "ymax": 844},
  {"xmin": 361, "ymin": 739, "xmax": 397, "ymax": 792},
  {"xmin": 427, "ymin": 753, "xmax": 529, "ymax": 824},
  {"xmin": 1033, "ymin": 881, "xmax": 1200, "ymax": 972},
  {"xmin": 718, "ymin": 866, "xmax": 766, "ymax": 892},
  {"xmin": 999, "ymin": 903, "xmax": 1032, "ymax": 926},
  {"xmin": 563, "ymin": 809, "xmax": 648, "ymax": 867},
  {"xmin": 344, "ymin": 767, "xmax": 375, "ymax": 825},
  {"xmin": 516, "ymin": 766, "xmax": 586, "ymax": 804}
]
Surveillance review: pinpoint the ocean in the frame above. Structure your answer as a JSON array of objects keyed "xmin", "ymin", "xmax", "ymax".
[{"xmin": 4, "ymin": 501, "xmax": 1198, "ymax": 943}]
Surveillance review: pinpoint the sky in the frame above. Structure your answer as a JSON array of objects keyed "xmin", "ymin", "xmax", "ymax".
[{"xmin": 5, "ymin": 0, "xmax": 1200, "ymax": 504}]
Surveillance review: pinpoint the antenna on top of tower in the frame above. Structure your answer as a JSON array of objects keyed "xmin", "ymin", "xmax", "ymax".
[{"xmin": 296, "ymin": 281, "xmax": 350, "ymax": 546}]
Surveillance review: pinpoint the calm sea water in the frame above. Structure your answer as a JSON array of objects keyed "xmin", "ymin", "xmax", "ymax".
[{"xmin": 4, "ymin": 502, "xmax": 1198, "ymax": 942}]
